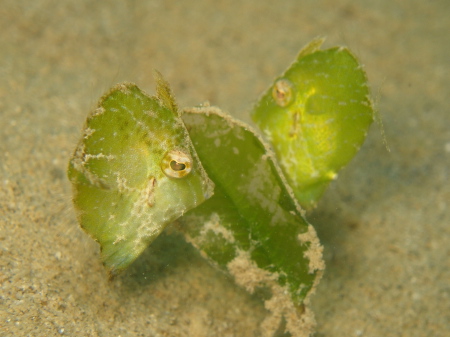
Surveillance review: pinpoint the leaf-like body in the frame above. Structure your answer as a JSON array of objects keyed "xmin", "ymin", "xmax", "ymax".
[
  {"xmin": 181, "ymin": 107, "xmax": 324, "ymax": 336},
  {"xmin": 252, "ymin": 39, "xmax": 374, "ymax": 208},
  {"xmin": 68, "ymin": 82, "xmax": 214, "ymax": 275}
]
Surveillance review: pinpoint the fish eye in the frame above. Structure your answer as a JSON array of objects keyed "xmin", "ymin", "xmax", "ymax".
[
  {"xmin": 162, "ymin": 150, "xmax": 192, "ymax": 178},
  {"xmin": 272, "ymin": 79, "xmax": 294, "ymax": 107}
]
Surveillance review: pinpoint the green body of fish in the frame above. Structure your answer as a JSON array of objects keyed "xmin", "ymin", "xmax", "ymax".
[{"xmin": 68, "ymin": 38, "xmax": 374, "ymax": 335}]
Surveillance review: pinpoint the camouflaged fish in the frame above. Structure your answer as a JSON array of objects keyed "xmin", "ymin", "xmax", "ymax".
[
  {"xmin": 68, "ymin": 39, "xmax": 374, "ymax": 337},
  {"xmin": 68, "ymin": 73, "xmax": 214, "ymax": 275},
  {"xmin": 252, "ymin": 38, "xmax": 374, "ymax": 208}
]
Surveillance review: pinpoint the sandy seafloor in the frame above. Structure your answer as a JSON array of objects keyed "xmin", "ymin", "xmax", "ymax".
[{"xmin": 1, "ymin": 1, "xmax": 449, "ymax": 336}]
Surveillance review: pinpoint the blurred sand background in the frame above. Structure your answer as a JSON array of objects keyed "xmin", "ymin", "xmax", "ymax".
[{"xmin": 1, "ymin": 0, "xmax": 449, "ymax": 336}]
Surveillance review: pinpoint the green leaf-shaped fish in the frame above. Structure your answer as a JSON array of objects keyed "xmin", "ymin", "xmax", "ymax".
[
  {"xmin": 68, "ymin": 38, "xmax": 374, "ymax": 337},
  {"xmin": 252, "ymin": 38, "xmax": 374, "ymax": 208},
  {"xmin": 68, "ymin": 76, "xmax": 214, "ymax": 275}
]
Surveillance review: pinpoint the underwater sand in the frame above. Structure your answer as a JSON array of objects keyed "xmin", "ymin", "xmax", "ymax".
[{"xmin": 1, "ymin": 0, "xmax": 449, "ymax": 336}]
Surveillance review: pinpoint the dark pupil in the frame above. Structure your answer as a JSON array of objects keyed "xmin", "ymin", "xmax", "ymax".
[
  {"xmin": 277, "ymin": 89, "xmax": 285, "ymax": 99},
  {"xmin": 170, "ymin": 160, "xmax": 186, "ymax": 171}
]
